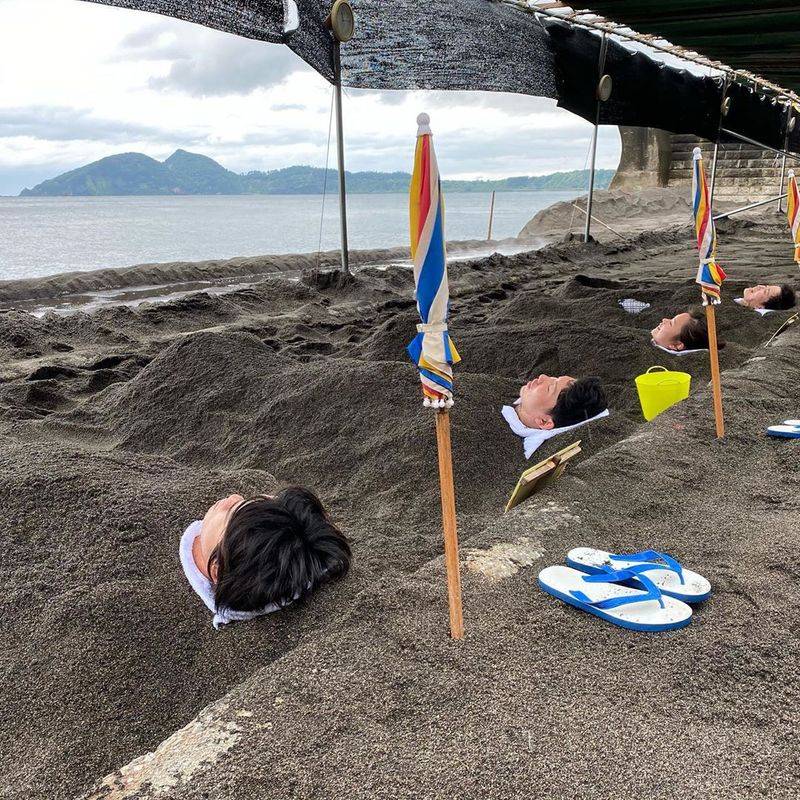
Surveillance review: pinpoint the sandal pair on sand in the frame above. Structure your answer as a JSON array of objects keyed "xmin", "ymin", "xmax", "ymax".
[
  {"xmin": 767, "ymin": 419, "xmax": 800, "ymax": 439},
  {"xmin": 538, "ymin": 548, "xmax": 711, "ymax": 633}
]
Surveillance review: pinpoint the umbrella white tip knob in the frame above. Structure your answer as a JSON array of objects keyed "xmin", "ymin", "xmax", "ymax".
[
  {"xmin": 416, "ymin": 112, "xmax": 432, "ymax": 136},
  {"xmin": 692, "ymin": 146, "xmax": 702, "ymax": 160},
  {"xmin": 423, "ymin": 397, "xmax": 431, "ymax": 408},
  {"xmin": 446, "ymin": 399, "xmax": 454, "ymax": 409},
  {"xmin": 790, "ymin": 169, "xmax": 795, "ymax": 178}
]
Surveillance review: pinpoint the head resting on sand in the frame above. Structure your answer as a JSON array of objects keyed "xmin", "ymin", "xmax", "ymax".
[
  {"xmin": 516, "ymin": 374, "xmax": 607, "ymax": 430},
  {"xmin": 651, "ymin": 310, "xmax": 725, "ymax": 352},
  {"xmin": 742, "ymin": 284, "xmax": 796, "ymax": 311},
  {"xmin": 195, "ymin": 487, "xmax": 351, "ymax": 613}
]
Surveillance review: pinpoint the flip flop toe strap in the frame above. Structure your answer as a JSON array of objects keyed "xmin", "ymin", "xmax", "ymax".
[
  {"xmin": 610, "ymin": 550, "xmax": 685, "ymax": 585},
  {"xmin": 570, "ymin": 569, "xmax": 665, "ymax": 610}
]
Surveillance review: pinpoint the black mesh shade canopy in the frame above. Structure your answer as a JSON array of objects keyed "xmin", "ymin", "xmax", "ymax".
[
  {"xmin": 80, "ymin": 0, "xmax": 798, "ymax": 152},
  {"xmin": 545, "ymin": 20, "xmax": 722, "ymax": 140},
  {"xmin": 80, "ymin": 0, "xmax": 558, "ymax": 98}
]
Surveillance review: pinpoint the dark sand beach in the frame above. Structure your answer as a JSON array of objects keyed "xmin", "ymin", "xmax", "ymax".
[{"xmin": 1, "ymin": 208, "xmax": 798, "ymax": 799}]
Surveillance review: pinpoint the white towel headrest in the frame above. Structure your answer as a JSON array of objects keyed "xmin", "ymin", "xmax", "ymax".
[
  {"xmin": 734, "ymin": 297, "xmax": 775, "ymax": 316},
  {"xmin": 651, "ymin": 341, "xmax": 707, "ymax": 356},
  {"xmin": 180, "ymin": 521, "xmax": 284, "ymax": 629},
  {"xmin": 501, "ymin": 404, "xmax": 609, "ymax": 459}
]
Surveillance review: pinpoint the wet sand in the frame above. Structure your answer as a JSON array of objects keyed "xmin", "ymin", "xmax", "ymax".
[{"xmin": 0, "ymin": 213, "xmax": 798, "ymax": 799}]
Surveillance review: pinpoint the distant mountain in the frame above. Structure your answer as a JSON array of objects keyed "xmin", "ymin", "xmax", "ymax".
[{"xmin": 20, "ymin": 150, "xmax": 614, "ymax": 197}]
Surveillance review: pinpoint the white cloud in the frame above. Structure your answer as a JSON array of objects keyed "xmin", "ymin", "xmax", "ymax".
[{"xmin": 0, "ymin": 0, "xmax": 621, "ymax": 194}]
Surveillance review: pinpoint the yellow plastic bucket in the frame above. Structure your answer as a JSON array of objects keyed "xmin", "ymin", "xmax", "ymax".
[{"xmin": 635, "ymin": 366, "xmax": 691, "ymax": 422}]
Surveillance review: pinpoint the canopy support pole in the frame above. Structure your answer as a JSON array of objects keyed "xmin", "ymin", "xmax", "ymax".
[
  {"xmin": 332, "ymin": 42, "xmax": 351, "ymax": 276},
  {"xmin": 709, "ymin": 143, "xmax": 720, "ymax": 205},
  {"xmin": 709, "ymin": 78, "xmax": 729, "ymax": 207},
  {"xmin": 584, "ymin": 125, "xmax": 599, "ymax": 243},
  {"xmin": 713, "ymin": 192, "xmax": 788, "ymax": 221},
  {"xmin": 434, "ymin": 410, "xmax": 464, "ymax": 640},
  {"xmin": 584, "ymin": 32, "xmax": 608, "ymax": 244},
  {"xmin": 778, "ymin": 105, "xmax": 792, "ymax": 213},
  {"xmin": 487, "ymin": 190, "xmax": 496, "ymax": 240},
  {"xmin": 720, "ymin": 128, "xmax": 800, "ymax": 164}
]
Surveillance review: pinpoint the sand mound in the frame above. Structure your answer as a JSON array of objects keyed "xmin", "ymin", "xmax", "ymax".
[
  {"xmin": 1, "ymin": 219, "xmax": 799, "ymax": 799},
  {"xmin": 518, "ymin": 186, "xmax": 758, "ymax": 243}
]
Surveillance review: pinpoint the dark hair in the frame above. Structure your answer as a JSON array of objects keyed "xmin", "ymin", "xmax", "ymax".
[
  {"xmin": 763, "ymin": 284, "xmax": 796, "ymax": 311},
  {"xmin": 208, "ymin": 486, "xmax": 351, "ymax": 613},
  {"xmin": 552, "ymin": 376, "xmax": 607, "ymax": 428},
  {"xmin": 678, "ymin": 309, "xmax": 726, "ymax": 351}
]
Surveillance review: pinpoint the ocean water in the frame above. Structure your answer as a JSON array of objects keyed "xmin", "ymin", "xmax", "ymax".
[{"xmin": 0, "ymin": 190, "xmax": 581, "ymax": 281}]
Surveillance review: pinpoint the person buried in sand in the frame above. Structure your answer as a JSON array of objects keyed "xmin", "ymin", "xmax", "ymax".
[
  {"xmin": 180, "ymin": 486, "xmax": 352, "ymax": 628},
  {"xmin": 739, "ymin": 283, "xmax": 796, "ymax": 312},
  {"xmin": 651, "ymin": 310, "xmax": 725, "ymax": 353},
  {"xmin": 514, "ymin": 374, "xmax": 608, "ymax": 430}
]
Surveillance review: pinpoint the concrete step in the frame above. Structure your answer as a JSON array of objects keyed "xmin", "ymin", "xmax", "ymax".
[
  {"xmin": 671, "ymin": 148, "xmax": 777, "ymax": 161},
  {"xmin": 670, "ymin": 161, "xmax": 783, "ymax": 173}
]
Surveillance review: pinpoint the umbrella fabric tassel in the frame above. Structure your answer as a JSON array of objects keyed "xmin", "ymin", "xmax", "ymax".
[
  {"xmin": 407, "ymin": 114, "xmax": 461, "ymax": 408},
  {"xmin": 692, "ymin": 147, "xmax": 726, "ymax": 438},
  {"xmin": 787, "ymin": 170, "xmax": 800, "ymax": 265}
]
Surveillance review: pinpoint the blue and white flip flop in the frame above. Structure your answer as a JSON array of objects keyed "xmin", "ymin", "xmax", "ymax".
[
  {"xmin": 566, "ymin": 548, "xmax": 711, "ymax": 604},
  {"xmin": 767, "ymin": 420, "xmax": 800, "ymax": 439},
  {"xmin": 538, "ymin": 565, "xmax": 693, "ymax": 632}
]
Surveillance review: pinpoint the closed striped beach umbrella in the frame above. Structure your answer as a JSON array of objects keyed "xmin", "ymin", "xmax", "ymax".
[
  {"xmin": 407, "ymin": 113, "xmax": 461, "ymax": 408},
  {"xmin": 692, "ymin": 147, "xmax": 727, "ymax": 304},
  {"xmin": 405, "ymin": 113, "xmax": 464, "ymax": 639},
  {"xmin": 690, "ymin": 146, "xmax": 726, "ymax": 438},
  {"xmin": 787, "ymin": 169, "xmax": 800, "ymax": 264}
]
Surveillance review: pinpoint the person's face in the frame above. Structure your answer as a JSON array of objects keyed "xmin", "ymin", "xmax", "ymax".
[
  {"xmin": 516, "ymin": 374, "xmax": 575, "ymax": 430},
  {"xmin": 651, "ymin": 312, "xmax": 692, "ymax": 351},
  {"xmin": 198, "ymin": 494, "xmax": 245, "ymax": 577},
  {"xmin": 743, "ymin": 284, "xmax": 780, "ymax": 309}
]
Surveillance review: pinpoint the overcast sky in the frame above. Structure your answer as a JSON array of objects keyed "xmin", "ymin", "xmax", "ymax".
[{"xmin": 0, "ymin": 0, "xmax": 622, "ymax": 196}]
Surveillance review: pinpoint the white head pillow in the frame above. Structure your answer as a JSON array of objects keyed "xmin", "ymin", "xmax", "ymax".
[
  {"xmin": 651, "ymin": 340, "xmax": 707, "ymax": 356},
  {"xmin": 734, "ymin": 297, "xmax": 775, "ymax": 316},
  {"xmin": 501, "ymin": 403, "xmax": 609, "ymax": 459},
  {"xmin": 179, "ymin": 520, "xmax": 283, "ymax": 629}
]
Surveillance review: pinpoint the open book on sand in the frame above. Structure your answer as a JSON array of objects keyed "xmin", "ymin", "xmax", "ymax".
[{"xmin": 505, "ymin": 440, "xmax": 582, "ymax": 512}]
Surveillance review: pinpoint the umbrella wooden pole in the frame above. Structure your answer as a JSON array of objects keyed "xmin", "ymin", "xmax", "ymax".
[
  {"xmin": 434, "ymin": 409, "xmax": 464, "ymax": 639},
  {"xmin": 487, "ymin": 190, "xmax": 496, "ymax": 240},
  {"xmin": 705, "ymin": 304, "xmax": 725, "ymax": 438}
]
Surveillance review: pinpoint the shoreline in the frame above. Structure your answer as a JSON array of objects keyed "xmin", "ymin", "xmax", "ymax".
[{"xmin": 0, "ymin": 235, "xmax": 544, "ymax": 313}]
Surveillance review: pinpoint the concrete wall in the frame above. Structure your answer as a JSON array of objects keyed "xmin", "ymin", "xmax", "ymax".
[
  {"xmin": 612, "ymin": 126, "xmax": 783, "ymax": 202},
  {"xmin": 609, "ymin": 127, "xmax": 672, "ymax": 190}
]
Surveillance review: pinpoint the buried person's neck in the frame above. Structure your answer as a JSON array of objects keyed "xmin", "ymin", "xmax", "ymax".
[
  {"xmin": 191, "ymin": 534, "xmax": 213, "ymax": 580},
  {"xmin": 193, "ymin": 493, "xmax": 244, "ymax": 579},
  {"xmin": 515, "ymin": 404, "xmax": 555, "ymax": 430}
]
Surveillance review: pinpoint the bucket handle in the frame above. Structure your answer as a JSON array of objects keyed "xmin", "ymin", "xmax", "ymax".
[
  {"xmin": 642, "ymin": 365, "xmax": 684, "ymax": 387},
  {"xmin": 654, "ymin": 378, "xmax": 681, "ymax": 387}
]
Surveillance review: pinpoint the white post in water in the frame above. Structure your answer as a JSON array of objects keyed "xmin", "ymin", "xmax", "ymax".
[
  {"xmin": 332, "ymin": 42, "xmax": 350, "ymax": 275},
  {"xmin": 585, "ymin": 33, "xmax": 610, "ymax": 243}
]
